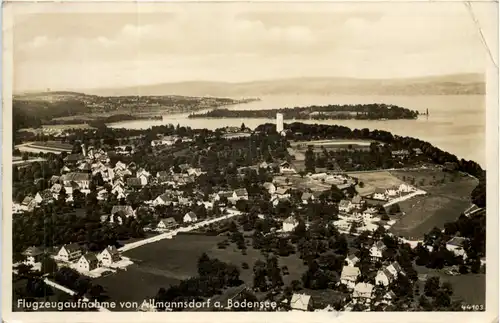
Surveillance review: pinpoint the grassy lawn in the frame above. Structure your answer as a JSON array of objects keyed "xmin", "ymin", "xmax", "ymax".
[
  {"xmin": 348, "ymin": 171, "xmax": 404, "ymax": 196},
  {"xmin": 415, "ymin": 266, "xmax": 485, "ymax": 306},
  {"xmin": 95, "ymin": 234, "xmax": 309, "ymax": 310},
  {"xmin": 389, "ymin": 169, "xmax": 478, "ymax": 239}
]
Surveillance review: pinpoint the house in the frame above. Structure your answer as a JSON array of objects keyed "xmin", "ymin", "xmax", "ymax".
[
  {"xmin": 64, "ymin": 154, "xmax": 84, "ymax": 164},
  {"xmin": 339, "ymin": 200, "xmax": 353, "ymax": 213},
  {"xmin": 382, "ymin": 291, "xmax": 397, "ymax": 304},
  {"xmin": 345, "ymin": 254, "xmax": 360, "ymax": 267},
  {"xmin": 259, "ymin": 161, "xmax": 269, "ymax": 169},
  {"xmin": 263, "ymin": 182, "xmax": 276, "ymax": 195},
  {"xmin": 351, "ymin": 195, "xmax": 364, "ymax": 208},
  {"xmin": 153, "ymin": 193, "xmax": 171, "ymax": 206},
  {"xmin": 127, "ymin": 177, "xmax": 143, "ymax": 188},
  {"xmin": 50, "ymin": 175, "xmax": 60, "ymax": 185},
  {"xmin": 272, "ymin": 196, "xmax": 291, "ymax": 207},
  {"xmin": 78, "ymin": 162, "xmax": 92, "ymax": 172},
  {"xmin": 370, "ymin": 241, "xmax": 387, "ymax": 261},
  {"xmin": 446, "ymin": 237, "xmax": 468, "ymax": 258},
  {"xmin": 279, "ymin": 161, "xmax": 295, "ymax": 174},
  {"xmin": 187, "ymin": 168, "xmax": 203, "ymax": 177},
  {"xmin": 413, "ymin": 148, "xmax": 423, "ymax": 155},
  {"xmin": 183, "ymin": 211, "xmax": 198, "ymax": 223},
  {"xmin": 385, "ymin": 188, "xmax": 398, "ymax": 198},
  {"xmin": 156, "ymin": 171, "xmax": 169, "ymax": 178},
  {"xmin": 398, "ymin": 183, "xmax": 414, "ymax": 193},
  {"xmin": 77, "ymin": 253, "xmax": 99, "ymax": 272},
  {"xmin": 352, "ymin": 283, "xmax": 374, "ymax": 304},
  {"xmin": 35, "ymin": 190, "xmax": 54, "ymax": 204},
  {"xmin": 136, "ymin": 168, "xmax": 151, "ymax": 178},
  {"xmin": 391, "ymin": 150, "xmax": 409, "ymax": 158},
  {"xmin": 283, "ymin": 216, "xmax": 299, "ymax": 232},
  {"xmin": 60, "ymin": 173, "xmax": 91, "ymax": 189},
  {"xmin": 21, "ymin": 196, "xmax": 37, "ymax": 212},
  {"xmin": 111, "ymin": 205, "xmax": 135, "ymax": 220},
  {"xmin": 98, "ymin": 246, "xmax": 121, "ymax": 266},
  {"xmin": 57, "ymin": 243, "xmax": 83, "ymax": 262},
  {"xmin": 372, "ymin": 188, "xmax": 387, "ymax": 201},
  {"xmin": 290, "ymin": 293, "xmax": 313, "ymax": 311},
  {"xmin": 50, "ymin": 183, "xmax": 62, "ymax": 195},
  {"xmin": 275, "ymin": 187, "xmax": 290, "ymax": 198},
  {"xmin": 114, "ymin": 161, "xmax": 127, "ymax": 170},
  {"xmin": 340, "ymin": 266, "xmax": 361, "ymax": 289},
  {"xmin": 301, "ymin": 192, "xmax": 314, "ymax": 204},
  {"xmin": 22, "ymin": 246, "xmax": 44, "ymax": 264},
  {"xmin": 111, "ymin": 182, "xmax": 125, "ymax": 196},
  {"xmin": 157, "ymin": 217, "xmax": 177, "ymax": 230},
  {"xmin": 233, "ymin": 188, "xmax": 249, "ymax": 201},
  {"xmin": 375, "ymin": 268, "xmax": 394, "ymax": 287}
]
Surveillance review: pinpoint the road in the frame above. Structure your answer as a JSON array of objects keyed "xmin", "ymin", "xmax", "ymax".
[{"xmin": 118, "ymin": 208, "xmax": 243, "ymax": 252}]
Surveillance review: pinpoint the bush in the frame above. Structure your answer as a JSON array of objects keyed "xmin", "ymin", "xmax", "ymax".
[{"xmin": 242, "ymin": 262, "xmax": 249, "ymax": 269}]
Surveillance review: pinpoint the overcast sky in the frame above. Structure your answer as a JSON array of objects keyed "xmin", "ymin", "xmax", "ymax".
[{"xmin": 11, "ymin": 2, "xmax": 497, "ymax": 92}]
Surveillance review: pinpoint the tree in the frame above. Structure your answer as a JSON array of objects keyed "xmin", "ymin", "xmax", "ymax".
[
  {"xmin": 41, "ymin": 256, "xmax": 58, "ymax": 275},
  {"xmin": 305, "ymin": 147, "xmax": 315, "ymax": 173},
  {"xmin": 424, "ymin": 276, "xmax": 440, "ymax": 297},
  {"xmin": 388, "ymin": 203, "xmax": 401, "ymax": 215}
]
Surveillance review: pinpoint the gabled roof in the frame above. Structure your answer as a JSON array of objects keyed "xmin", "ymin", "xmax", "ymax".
[
  {"xmin": 111, "ymin": 205, "xmax": 134, "ymax": 216},
  {"xmin": 50, "ymin": 175, "xmax": 60, "ymax": 183},
  {"xmin": 62, "ymin": 243, "xmax": 81, "ymax": 253},
  {"xmin": 339, "ymin": 200, "xmax": 351, "ymax": 207},
  {"xmin": 158, "ymin": 217, "xmax": 177, "ymax": 226},
  {"xmin": 373, "ymin": 241, "xmax": 387, "ymax": 251},
  {"xmin": 82, "ymin": 253, "xmax": 98, "ymax": 263},
  {"xmin": 284, "ymin": 216, "xmax": 298, "ymax": 224},
  {"xmin": 347, "ymin": 254, "xmax": 359, "ymax": 262},
  {"xmin": 185, "ymin": 211, "xmax": 197, "ymax": 217},
  {"xmin": 157, "ymin": 171, "xmax": 169, "ymax": 177},
  {"xmin": 351, "ymin": 195, "xmax": 362, "ymax": 204},
  {"xmin": 353, "ymin": 283, "xmax": 374, "ymax": 298},
  {"xmin": 21, "ymin": 196, "xmax": 34, "ymax": 205},
  {"xmin": 234, "ymin": 188, "xmax": 248, "ymax": 197},
  {"xmin": 290, "ymin": 293, "xmax": 311, "ymax": 311},
  {"xmin": 156, "ymin": 193, "xmax": 171, "ymax": 202},
  {"xmin": 61, "ymin": 172, "xmax": 90, "ymax": 182},
  {"xmin": 374, "ymin": 188, "xmax": 386, "ymax": 194},
  {"xmin": 447, "ymin": 236, "xmax": 467, "ymax": 247},
  {"xmin": 127, "ymin": 177, "xmax": 142, "ymax": 187},
  {"xmin": 37, "ymin": 190, "xmax": 54, "ymax": 200},
  {"xmin": 276, "ymin": 187, "xmax": 289, "ymax": 195},
  {"xmin": 301, "ymin": 192, "xmax": 313, "ymax": 200},
  {"xmin": 341, "ymin": 266, "xmax": 360, "ymax": 280},
  {"xmin": 23, "ymin": 246, "xmax": 44, "ymax": 257}
]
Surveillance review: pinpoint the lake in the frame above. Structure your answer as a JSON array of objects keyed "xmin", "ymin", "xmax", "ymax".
[{"xmin": 108, "ymin": 95, "xmax": 486, "ymax": 168}]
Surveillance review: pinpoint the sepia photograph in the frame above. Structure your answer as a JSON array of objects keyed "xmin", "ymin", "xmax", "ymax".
[{"xmin": 2, "ymin": 1, "xmax": 498, "ymax": 321}]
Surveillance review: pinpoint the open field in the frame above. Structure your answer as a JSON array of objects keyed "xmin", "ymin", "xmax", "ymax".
[
  {"xmin": 291, "ymin": 139, "xmax": 374, "ymax": 148},
  {"xmin": 388, "ymin": 169, "xmax": 478, "ymax": 239},
  {"xmin": 273, "ymin": 175, "xmax": 331, "ymax": 192},
  {"xmin": 96, "ymin": 234, "xmax": 308, "ymax": 310},
  {"xmin": 415, "ymin": 266, "xmax": 485, "ymax": 306},
  {"xmin": 15, "ymin": 141, "xmax": 73, "ymax": 154},
  {"xmin": 347, "ymin": 171, "xmax": 404, "ymax": 196}
]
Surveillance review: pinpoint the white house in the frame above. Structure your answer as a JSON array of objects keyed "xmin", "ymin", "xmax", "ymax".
[
  {"xmin": 22, "ymin": 246, "xmax": 44, "ymax": 264},
  {"xmin": 153, "ymin": 193, "xmax": 171, "ymax": 206},
  {"xmin": 375, "ymin": 262, "xmax": 403, "ymax": 286},
  {"xmin": 263, "ymin": 182, "xmax": 276, "ymax": 195},
  {"xmin": 301, "ymin": 192, "xmax": 315, "ymax": 204},
  {"xmin": 77, "ymin": 253, "xmax": 99, "ymax": 272},
  {"xmin": 340, "ymin": 266, "xmax": 361, "ymax": 289},
  {"xmin": 138, "ymin": 174, "xmax": 148, "ymax": 186},
  {"xmin": 345, "ymin": 254, "xmax": 360, "ymax": 267},
  {"xmin": 372, "ymin": 188, "xmax": 387, "ymax": 201},
  {"xmin": 98, "ymin": 246, "xmax": 121, "ymax": 266},
  {"xmin": 157, "ymin": 217, "xmax": 177, "ymax": 231},
  {"xmin": 351, "ymin": 195, "xmax": 364, "ymax": 209},
  {"xmin": 60, "ymin": 173, "xmax": 91, "ymax": 189},
  {"xmin": 283, "ymin": 216, "xmax": 299, "ymax": 232},
  {"xmin": 232, "ymin": 188, "xmax": 249, "ymax": 201},
  {"xmin": 57, "ymin": 243, "xmax": 83, "ymax": 262},
  {"xmin": 279, "ymin": 161, "xmax": 296, "ymax": 174},
  {"xmin": 114, "ymin": 161, "xmax": 127, "ymax": 170},
  {"xmin": 136, "ymin": 168, "xmax": 151, "ymax": 178},
  {"xmin": 446, "ymin": 237, "xmax": 468, "ymax": 259},
  {"xmin": 275, "ymin": 187, "xmax": 290, "ymax": 198},
  {"xmin": 183, "ymin": 211, "xmax": 198, "ymax": 223},
  {"xmin": 352, "ymin": 283, "xmax": 374, "ymax": 304},
  {"xmin": 339, "ymin": 200, "xmax": 353, "ymax": 213},
  {"xmin": 370, "ymin": 241, "xmax": 387, "ymax": 261},
  {"xmin": 398, "ymin": 183, "xmax": 414, "ymax": 194},
  {"xmin": 290, "ymin": 293, "xmax": 312, "ymax": 311},
  {"xmin": 385, "ymin": 188, "xmax": 398, "ymax": 198}
]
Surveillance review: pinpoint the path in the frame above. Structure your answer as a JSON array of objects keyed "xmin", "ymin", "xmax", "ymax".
[
  {"xmin": 118, "ymin": 208, "xmax": 242, "ymax": 252},
  {"xmin": 383, "ymin": 190, "xmax": 427, "ymax": 207},
  {"xmin": 43, "ymin": 278, "xmax": 111, "ymax": 312}
]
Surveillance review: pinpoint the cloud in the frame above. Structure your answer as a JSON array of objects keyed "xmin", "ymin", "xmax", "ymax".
[{"xmin": 12, "ymin": 2, "xmax": 493, "ymax": 91}]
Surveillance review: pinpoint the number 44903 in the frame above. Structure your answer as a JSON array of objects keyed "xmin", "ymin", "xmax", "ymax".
[{"xmin": 461, "ymin": 304, "xmax": 484, "ymax": 311}]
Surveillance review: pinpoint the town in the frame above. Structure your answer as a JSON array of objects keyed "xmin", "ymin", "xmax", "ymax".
[{"xmin": 12, "ymin": 113, "xmax": 486, "ymax": 312}]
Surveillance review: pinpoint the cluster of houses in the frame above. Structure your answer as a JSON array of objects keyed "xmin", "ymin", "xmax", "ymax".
[
  {"xmin": 369, "ymin": 183, "xmax": 416, "ymax": 202},
  {"xmin": 22, "ymin": 243, "xmax": 124, "ymax": 274}
]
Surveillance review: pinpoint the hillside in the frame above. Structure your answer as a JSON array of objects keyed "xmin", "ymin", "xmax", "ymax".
[{"xmin": 87, "ymin": 74, "xmax": 485, "ymax": 97}]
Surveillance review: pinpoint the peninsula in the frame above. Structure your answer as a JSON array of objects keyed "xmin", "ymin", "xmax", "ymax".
[{"xmin": 189, "ymin": 104, "xmax": 419, "ymax": 120}]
